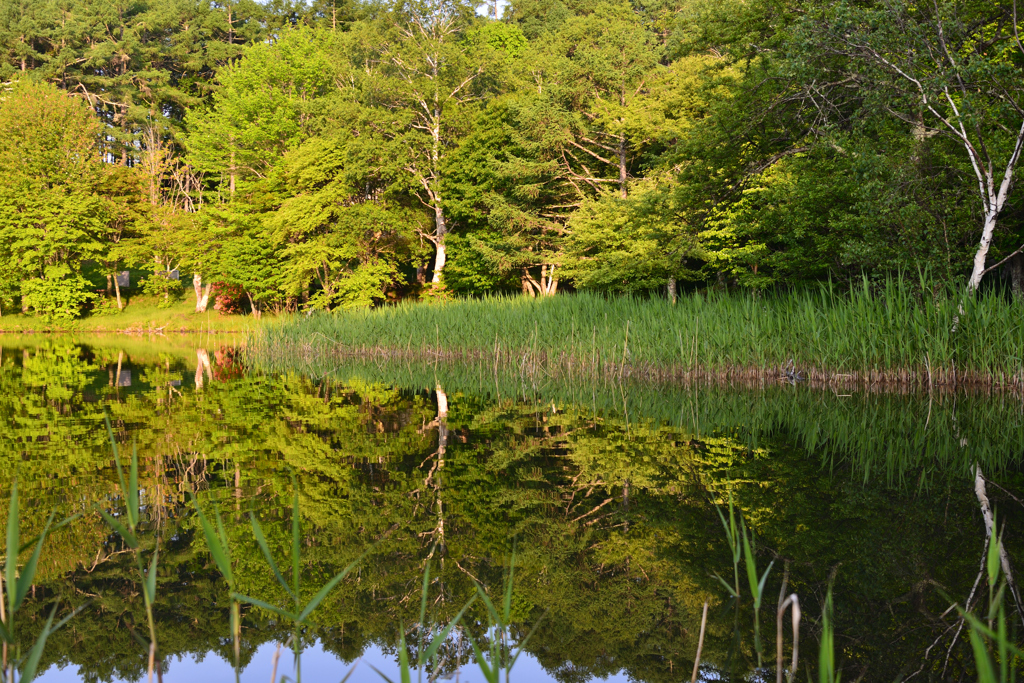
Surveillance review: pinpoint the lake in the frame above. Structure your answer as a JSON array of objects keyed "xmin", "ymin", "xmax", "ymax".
[{"xmin": 2, "ymin": 335, "xmax": 1022, "ymax": 683}]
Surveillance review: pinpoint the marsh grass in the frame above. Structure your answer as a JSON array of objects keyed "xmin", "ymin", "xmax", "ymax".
[{"xmin": 253, "ymin": 277, "xmax": 1024, "ymax": 389}]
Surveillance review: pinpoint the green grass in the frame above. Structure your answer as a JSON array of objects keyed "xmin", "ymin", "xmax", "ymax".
[
  {"xmin": 0, "ymin": 295, "xmax": 266, "ymax": 333},
  {"xmin": 253, "ymin": 276, "xmax": 1024, "ymax": 388}
]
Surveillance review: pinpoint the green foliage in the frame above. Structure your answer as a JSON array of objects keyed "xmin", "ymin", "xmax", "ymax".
[
  {"xmin": 5, "ymin": 0, "xmax": 1024, "ymax": 309},
  {"xmin": 139, "ymin": 272, "xmax": 185, "ymax": 308},
  {"xmin": 20, "ymin": 266, "xmax": 96, "ymax": 322}
]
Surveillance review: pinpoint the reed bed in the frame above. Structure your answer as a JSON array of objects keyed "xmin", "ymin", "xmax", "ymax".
[{"xmin": 252, "ymin": 277, "xmax": 1024, "ymax": 389}]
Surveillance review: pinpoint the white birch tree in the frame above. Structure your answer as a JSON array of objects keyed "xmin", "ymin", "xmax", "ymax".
[
  {"xmin": 354, "ymin": 0, "xmax": 489, "ymax": 285},
  {"xmin": 807, "ymin": 0, "xmax": 1024, "ymax": 291}
]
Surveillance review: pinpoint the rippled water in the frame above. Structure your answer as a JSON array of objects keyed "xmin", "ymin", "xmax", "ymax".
[{"xmin": 1, "ymin": 335, "xmax": 1022, "ymax": 683}]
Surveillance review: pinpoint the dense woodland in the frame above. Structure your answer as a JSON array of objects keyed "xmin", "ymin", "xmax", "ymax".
[{"xmin": 2, "ymin": 0, "xmax": 1024, "ymax": 319}]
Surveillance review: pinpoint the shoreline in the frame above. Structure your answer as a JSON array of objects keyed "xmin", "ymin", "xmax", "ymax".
[{"xmin": 250, "ymin": 342, "xmax": 1024, "ymax": 394}]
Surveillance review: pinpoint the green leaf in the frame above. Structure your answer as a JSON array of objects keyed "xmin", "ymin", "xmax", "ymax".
[
  {"xmin": 466, "ymin": 632, "xmax": 499, "ymax": 683},
  {"xmin": 741, "ymin": 520, "xmax": 760, "ymax": 603},
  {"xmin": 6, "ymin": 478, "xmax": 19, "ymax": 619},
  {"xmin": 96, "ymin": 506, "xmax": 138, "ymax": 549},
  {"xmin": 19, "ymin": 599, "xmax": 90, "ymax": 683},
  {"xmin": 398, "ymin": 627, "xmax": 411, "ymax": 683},
  {"xmin": 17, "ymin": 512, "xmax": 82, "ymax": 555},
  {"xmin": 128, "ymin": 440, "xmax": 139, "ymax": 528},
  {"xmin": 987, "ymin": 527, "xmax": 1001, "ymax": 588},
  {"xmin": 475, "ymin": 583, "xmax": 501, "ymax": 625},
  {"xmin": 366, "ymin": 663, "xmax": 398, "ymax": 683},
  {"xmin": 144, "ymin": 547, "xmax": 159, "ymax": 606},
  {"xmin": 14, "ymin": 511, "xmax": 54, "ymax": 611},
  {"xmin": 19, "ymin": 603, "xmax": 57, "ymax": 683},
  {"xmin": 510, "ymin": 608, "xmax": 548, "ymax": 668},
  {"xmin": 0, "ymin": 618, "xmax": 14, "ymax": 644},
  {"xmin": 710, "ymin": 570, "xmax": 739, "ymax": 598},
  {"xmin": 214, "ymin": 504, "xmax": 232, "ymax": 565},
  {"xmin": 290, "ymin": 474, "xmax": 300, "ymax": 601},
  {"xmin": 502, "ymin": 548, "xmax": 516, "ymax": 624},
  {"xmin": 756, "ymin": 561, "xmax": 776, "ymax": 610},
  {"xmin": 231, "ymin": 592, "xmax": 297, "ymax": 622},
  {"xmin": 105, "ymin": 414, "xmax": 134, "ymax": 529},
  {"xmin": 418, "ymin": 557, "xmax": 431, "ymax": 641},
  {"xmin": 297, "ymin": 551, "xmax": 367, "ymax": 623},
  {"xmin": 968, "ymin": 627, "xmax": 997, "ymax": 683},
  {"xmin": 192, "ymin": 496, "xmax": 234, "ymax": 584},
  {"xmin": 423, "ymin": 595, "xmax": 476, "ymax": 664},
  {"xmin": 249, "ymin": 512, "xmax": 296, "ymax": 602}
]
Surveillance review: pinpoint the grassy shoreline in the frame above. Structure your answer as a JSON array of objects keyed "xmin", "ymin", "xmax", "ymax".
[
  {"xmin": 253, "ymin": 280, "xmax": 1024, "ymax": 389},
  {"xmin": 0, "ymin": 296, "xmax": 263, "ymax": 333}
]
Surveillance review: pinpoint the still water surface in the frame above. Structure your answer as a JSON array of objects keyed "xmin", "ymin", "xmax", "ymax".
[{"xmin": 2, "ymin": 335, "xmax": 1023, "ymax": 683}]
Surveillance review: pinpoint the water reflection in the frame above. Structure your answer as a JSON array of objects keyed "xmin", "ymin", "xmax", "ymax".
[{"xmin": 0, "ymin": 336, "xmax": 1021, "ymax": 683}]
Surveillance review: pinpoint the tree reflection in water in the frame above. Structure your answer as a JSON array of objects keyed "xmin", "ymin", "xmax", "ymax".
[{"xmin": 0, "ymin": 336, "xmax": 1021, "ymax": 683}]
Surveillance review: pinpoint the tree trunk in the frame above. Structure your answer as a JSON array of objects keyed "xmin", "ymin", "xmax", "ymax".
[
  {"xmin": 431, "ymin": 205, "xmax": 448, "ymax": 284},
  {"xmin": 246, "ymin": 291, "xmax": 261, "ymax": 319},
  {"xmin": 229, "ymin": 142, "xmax": 236, "ymax": 196},
  {"xmin": 113, "ymin": 273, "xmax": 123, "ymax": 311},
  {"xmin": 540, "ymin": 265, "xmax": 559, "ymax": 296},
  {"xmin": 967, "ymin": 210, "xmax": 999, "ymax": 292},
  {"xmin": 667, "ymin": 277, "xmax": 678, "ymax": 304},
  {"xmin": 522, "ymin": 268, "xmax": 542, "ymax": 296},
  {"xmin": 522, "ymin": 270, "xmax": 534, "ymax": 296},
  {"xmin": 106, "ymin": 274, "xmax": 112, "ymax": 296},
  {"xmin": 1009, "ymin": 253, "xmax": 1024, "ymax": 301},
  {"xmin": 195, "ymin": 349, "xmax": 212, "ymax": 389},
  {"xmin": 618, "ymin": 137, "xmax": 628, "ymax": 200},
  {"xmin": 194, "ymin": 273, "xmax": 212, "ymax": 313}
]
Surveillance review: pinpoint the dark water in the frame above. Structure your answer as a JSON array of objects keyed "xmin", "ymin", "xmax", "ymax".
[{"xmin": 2, "ymin": 336, "xmax": 1024, "ymax": 683}]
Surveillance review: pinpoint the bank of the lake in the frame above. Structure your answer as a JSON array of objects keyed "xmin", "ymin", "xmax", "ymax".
[
  {"xmin": 254, "ymin": 281, "xmax": 1024, "ymax": 389},
  {"xmin": 0, "ymin": 296, "xmax": 265, "ymax": 334}
]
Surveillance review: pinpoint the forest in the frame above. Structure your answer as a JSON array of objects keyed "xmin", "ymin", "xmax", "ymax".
[{"xmin": 2, "ymin": 0, "xmax": 1024, "ymax": 320}]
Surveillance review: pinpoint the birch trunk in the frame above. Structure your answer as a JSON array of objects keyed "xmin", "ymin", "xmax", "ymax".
[
  {"xmin": 431, "ymin": 236, "xmax": 447, "ymax": 284},
  {"xmin": 195, "ymin": 349, "xmax": 212, "ymax": 390},
  {"xmin": 667, "ymin": 277, "xmax": 678, "ymax": 304},
  {"xmin": 967, "ymin": 211, "xmax": 1000, "ymax": 291},
  {"xmin": 193, "ymin": 274, "xmax": 212, "ymax": 313}
]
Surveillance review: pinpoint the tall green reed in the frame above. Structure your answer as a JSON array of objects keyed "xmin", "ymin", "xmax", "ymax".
[
  {"xmin": 465, "ymin": 550, "xmax": 546, "ymax": 683},
  {"xmin": 818, "ymin": 587, "xmax": 839, "ymax": 683},
  {"xmin": 369, "ymin": 555, "xmax": 477, "ymax": 683},
  {"xmin": 226, "ymin": 473, "xmax": 365, "ymax": 683},
  {"xmin": 959, "ymin": 524, "xmax": 1023, "ymax": 683},
  {"xmin": 95, "ymin": 415, "xmax": 161, "ymax": 681},
  {"xmin": 253, "ymin": 277, "xmax": 1024, "ymax": 387},
  {"xmin": 0, "ymin": 481, "xmax": 83, "ymax": 683},
  {"xmin": 712, "ymin": 495, "xmax": 774, "ymax": 669},
  {"xmin": 190, "ymin": 495, "xmax": 242, "ymax": 679}
]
